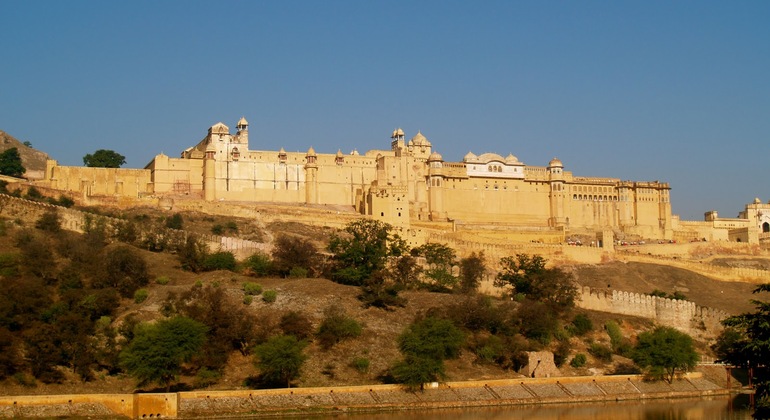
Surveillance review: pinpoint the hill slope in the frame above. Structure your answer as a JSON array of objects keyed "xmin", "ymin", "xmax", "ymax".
[{"xmin": 0, "ymin": 130, "xmax": 49, "ymax": 179}]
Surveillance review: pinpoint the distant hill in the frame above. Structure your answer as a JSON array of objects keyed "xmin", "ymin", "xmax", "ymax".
[{"xmin": 0, "ymin": 130, "xmax": 49, "ymax": 179}]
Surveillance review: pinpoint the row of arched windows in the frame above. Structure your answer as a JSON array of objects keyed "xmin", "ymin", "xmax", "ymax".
[{"xmin": 573, "ymin": 194, "xmax": 618, "ymax": 202}]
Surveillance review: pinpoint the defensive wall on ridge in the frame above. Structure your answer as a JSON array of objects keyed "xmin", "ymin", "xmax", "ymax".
[{"xmin": 577, "ymin": 287, "xmax": 727, "ymax": 337}]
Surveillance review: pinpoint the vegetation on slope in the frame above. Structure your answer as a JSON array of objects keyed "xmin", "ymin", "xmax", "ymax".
[{"xmin": 0, "ymin": 203, "xmax": 758, "ymax": 396}]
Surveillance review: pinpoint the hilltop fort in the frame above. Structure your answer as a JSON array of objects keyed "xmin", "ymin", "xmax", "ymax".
[{"xmin": 26, "ymin": 117, "xmax": 770, "ymax": 247}]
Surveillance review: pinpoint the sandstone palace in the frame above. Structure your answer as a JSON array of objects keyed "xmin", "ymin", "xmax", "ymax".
[{"xmin": 39, "ymin": 117, "xmax": 770, "ymax": 245}]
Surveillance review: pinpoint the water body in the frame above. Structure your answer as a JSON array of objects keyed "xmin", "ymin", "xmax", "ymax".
[{"xmin": 231, "ymin": 395, "xmax": 753, "ymax": 420}]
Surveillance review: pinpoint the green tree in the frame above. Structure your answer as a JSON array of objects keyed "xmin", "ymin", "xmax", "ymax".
[
  {"xmin": 179, "ymin": 236, "xmax": 208, "ymax": 273},
  {"xmin": 165, "ymin": 284, "xmax": 259, "ymax": 368},
  {"xmin": 459, "ymin": 251, "xmax": 486, "ymax": 293},
  {"xmin": 315, "ymin": 306, "xmax": 362, "ymax": 350},
  {"xmin": 94, "ymin": 245, "xmax": 150, "ymax": 297},
  {"xmin": 0, "ymin": 148, "xmax": 25, "ymax": 177},
  {"xmin": 35, "ymin": 210, "xmax": 62, "ymax": 233},
  {"xmin": 244, "ymin": 252, "xmax": 273, "ymax": 277},
  {"xmin": 328, "ymin": 219, "xmax": 399, "ymax": 286},
  {"xmin": 631, "ymin": 326, "xmax": 698, "ymax": 384},
  {"xmin": 120, "ymin": 316, "xmax": 208, "ymax": 391},
  {"xmin": 82, "ymin": 149, "xmax": 126, "ymax": 168},
  {"xmin": 392, "ymin": 316, "xmax": 464, "ymax": 389},
  {"xmin": 414, "ymin": 243, "xmax": 457, "ymax": 291},
  {"xmin": 495, "ymin": 254, "xmax": 577, "ymax": 311},
  {"xmin": 271, "ymin": 234, "xmax": 319, "ymax": 277},
  {"xmin": 253, "ymin": 335, "xmax": 308, "ymax": 388},
  {"xmin": 202, "ymin": 251, "xmax": 237, "ymax": 272},
  {"xmin": 718, "ymin": 284, "xmax": 770, "ymax": 419}
]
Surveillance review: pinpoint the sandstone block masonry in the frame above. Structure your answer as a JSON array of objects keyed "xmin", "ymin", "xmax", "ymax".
[
  {"xmin": 578, "ymin": 287, "xmax": 727, "ymax": 337},
  {"xmin": 0, "ymin": 373, "xmax": 728, "ymax": 419}
]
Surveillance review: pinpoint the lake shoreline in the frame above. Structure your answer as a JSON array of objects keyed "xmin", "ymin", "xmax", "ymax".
[{"xmin": 0, "ymin": 372, "xmax": 741, "ymax": 419}]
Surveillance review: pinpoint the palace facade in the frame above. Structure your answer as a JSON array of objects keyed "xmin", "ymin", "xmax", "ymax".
[
  {"xmin": 129, "ymin": 117, "xmax": 671, "ymax": 240},
  {"xmin": 40, "ymin": 117, "xmax": 676, "ymax": 240}
]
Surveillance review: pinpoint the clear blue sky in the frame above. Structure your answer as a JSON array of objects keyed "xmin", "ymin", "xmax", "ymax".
[{"xmin": 1, "ymin": 1, "xmax": 768, "ymax": 220}]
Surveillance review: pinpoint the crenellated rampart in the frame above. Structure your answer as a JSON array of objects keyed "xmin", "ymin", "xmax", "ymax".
[{"xmin": 577, "ymin": 287, "xmax": 727, "ymax": 337}]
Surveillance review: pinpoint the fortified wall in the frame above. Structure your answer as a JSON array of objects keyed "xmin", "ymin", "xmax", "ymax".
[{"xmin": 577, "ymin": 287, "xmax": 727, "ymax": 337}]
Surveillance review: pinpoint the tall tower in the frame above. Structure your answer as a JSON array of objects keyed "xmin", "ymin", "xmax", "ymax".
[
  {"xmin": 305, "ymin": 147, "xmax": 318, "ymax": 204},
  {"xmin": 427, "ymin": 151, "xmax": 445, "ymax": 221},
  {"xmin": 548, "ymin": 157, "xmax": 566, "ymax": 228},
  {"xmin": 203, "ymin": 142, "xmax": 217, "ymax": 201},
  {"xmin": 235, "ymin": 117, "xmax": 249, "ymax": 146}
]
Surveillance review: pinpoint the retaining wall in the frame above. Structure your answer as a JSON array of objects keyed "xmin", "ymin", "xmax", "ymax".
[{"xmin": 0, "ymin": 373, "xmax": 729, "ymax": 419}]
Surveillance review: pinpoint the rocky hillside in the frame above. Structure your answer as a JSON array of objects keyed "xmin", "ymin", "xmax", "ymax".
[{"xmin": 0, "ymin": 130, "xmax": 49, "ymax": 179}]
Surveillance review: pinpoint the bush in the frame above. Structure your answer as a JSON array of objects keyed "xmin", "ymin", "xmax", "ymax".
[
  {"xmin": 280, "ymin": 311, "xmax": 313, "ymax": 340},
  {"xmin": 202, "ymin": 251, "xmax": 237, "ymax": 272},
  {"xmin": 243, "ymin": 253, "xmax": 272, "ymax": 277},
  {"xmin": 569, "ymin": 314, "xmax": 593, "ymax": 336},
  {"xmin": 134, "ymin": 289, "xmax": 149, "ymax": 304},
  {"xmin": 262, "ymin": 290, "xmax": 277, "ymax": 303},
  {"xmin": 242, "ymin": 282, "xmax": 263, "ymax": 296},
  {"xmin": 610, "ymin": 361, "xmax": 641, "ymax": 375},
  {"xmin": 193, "ymin": 367, "xmax": 221, "ymax": 389},
  {"xmin": 288, "ymin": 267, "xmax": 308, "ymax": 278},
  {"xmin": 25, "ymin": 187, "xmax": 43, "ymax": 201},
  {"xmin": 350, "ymin": 357, "xmax": 370, "ymax": 373},
  {"xmin": 570, "ymin": 353, "xmax": 587, "ymax": 368},
  {"xmin": 243, "ymin": 295, "xmax": 253, "ymax": 305},
  {"xmin": 56, "ymin": 195, "xmax": 75, "ymax": 208},
  {"xmin": 589, "ymin": 343, "xmax": 613, "ymax": 362},
  {"xmin": 35, "ymin": 210, "xmax": 61, "ymax": 233},
  {"xmin": 316, "ymin": 307, "xmax": 363, "ymax": 349},
  {"xmin": 225, "ymin": 221, "xmax": 238, "ymax": 232},
  {"xmin": 155, "ymin": 276, "xmax": 171, "ymax": 285},
  {"xmin": 165, "ymin": 213, "xmax": 183, "ymax": 230},
  {"xmin": 211, "ymin": 224, "xmax": 224, "ymax": 235}
]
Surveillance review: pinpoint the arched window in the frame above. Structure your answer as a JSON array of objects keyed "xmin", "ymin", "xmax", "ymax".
[{"xmin": 763, "ymin": 222, "xmax": 770, "ymax": 233}]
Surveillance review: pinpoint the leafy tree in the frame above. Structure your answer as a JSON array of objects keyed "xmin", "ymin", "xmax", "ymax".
[
  {"xmin": 388, "ymin": 253, "xmax": 422, "ymax": 288},
  {"xmin": 718, "ymin": 284, "xmax": 770, "ymax": 419},
  {"xmin": 631, "ymin": 326, "xmax": 698, "ymax": 384},
  {"xmin": 328, "ymin": 219, "xmax": 398, "ymax": 286},
  {"xmin": 514, "ymin": 300, "xmax": 559, "ymax": 345},
  {"xmin": 316, "ymin": 306, "xmax": 362, "ymax": 350},
  {"xmin": 414, "ymin": 243, "xmax": 457, "ymax": 291},
  {"xmin": 358, "ymin": 271, "xmax": 407, "ymax": 310},
  {"xmin": 495, "ymin": 254, "xmax": 577, "ymax": 311},
  {"xmin": 280, "ymin": 311, "xmax": 313, "ymax": 340},
  {"xmin": 165, "ymin": 284, "xmax": 259, "ymax": 368},
  {"xmin": 390, "ymin": 354, "xmax": 446, "ymax": 390},
  {"xmin": 35, "ymin": 209, "xmax": 61, "ymax": 233},
  {"xmin": 94, "ymin": 245, "xmax": 150, "ymax": 297},
  {"xmin": 120, "ymin": 316, "xmax": 208, "ymax": 391},
  {"xmin": 0, "ymin": 147, "xmax": 25, "ymax": 177},
  {"xmin": 568, "ymin": 313, "xmax": 593, "ymax": 336},
  {"xmin": 179, "ymin": 236, "xmax": 208, "ymax": 273},
  {"xmin": 202, "ymin": 251, "xmax": 237, "ymax": 272},
  {"xmin": 459, "ymin": 251, "xmax": 486, "ymax": 293},
  {"xmin": 253, "ymin": 335, "xmax": 307, "ymax": 388},
  {"xmin": 271, "ymin": 234, "xmax": 319, "ymax": 277},
  {"xmin": 244, "ymin": 252, "xmax": 273, "ymax": 277},
  {"xmin": 82, "ymin": 149, "xmax": 126, "ymax": 168},
  {"xmin": 414, "ymin": 243, "xmax": 456, "ymax": 269},
  {"xmin": 16, "ymin": 230, "xmax": 58, "ymax": 281},
  {"xmin": 0, "ymin": 327, "xmax": 23, "ymax": 379}
]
